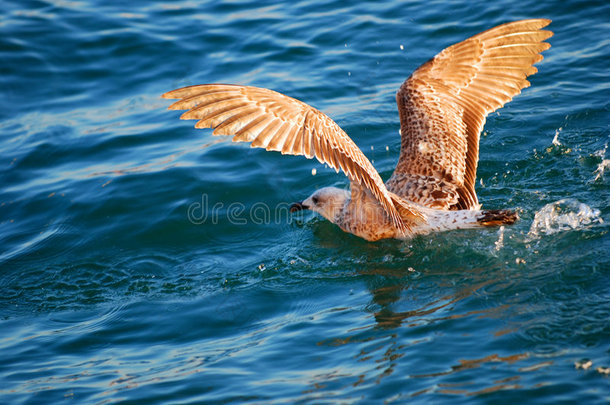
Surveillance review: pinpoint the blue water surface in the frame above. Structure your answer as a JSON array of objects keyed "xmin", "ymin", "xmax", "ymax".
[{"xmin": 1, "ymin": 0, "xmax": 609, "ymax": 403}]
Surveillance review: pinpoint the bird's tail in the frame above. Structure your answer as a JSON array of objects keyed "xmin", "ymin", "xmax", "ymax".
[
  {"xmin": 476, "ymin": 209, "xmax": 519, "ymax": 226},
  {"xmin": 388, "ymin": 192, "xmax": 518, "ymax": 236},
  {"xmin": 409, "ymin": 207, "xmax": 519, "ymax": 235}
]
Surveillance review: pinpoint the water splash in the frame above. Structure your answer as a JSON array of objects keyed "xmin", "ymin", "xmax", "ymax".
[
  {"xmin": 594, "ymin": 159, "xmax": 610, "ymax": 181},
  {"xmin": 593, "ymin": 144, "xmax": 608, "ymax": 181},
  {"xmin": 552, "ymin": 127, "xmax": 562, "ymax": 146},
  {"xmin": 528, "ymin": 199, "xmax": 603, "ymax": 238},
  {"xmin": 494, "ymin": 226, "xmax": 505, "ymax": 251}
]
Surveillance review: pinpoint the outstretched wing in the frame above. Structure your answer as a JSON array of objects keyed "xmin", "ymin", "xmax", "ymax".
[
  {"xmin": 162, "ymin": 84, "xmax": 421, "ymax": 234},
  {"xmin": 390, "ymin": 19, "xmax": 553, "ymax": 210}
]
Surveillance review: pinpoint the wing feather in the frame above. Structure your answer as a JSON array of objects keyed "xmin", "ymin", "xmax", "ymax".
[
  {"xmin": 389, "ymin": 19, "xmax": 552, "ymax": 210},
  {"xmin": 163, "ymin": 84, "xmax": 419, "ymax": 233}
]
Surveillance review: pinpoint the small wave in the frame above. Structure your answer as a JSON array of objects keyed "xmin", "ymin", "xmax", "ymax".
[
  {"xmin": 528, "ymin": 199, "xmax": 603, "ymax": 238},
  {"xmin": 0, "ymin": 221, "xmax": 80, "ymax": 266}
]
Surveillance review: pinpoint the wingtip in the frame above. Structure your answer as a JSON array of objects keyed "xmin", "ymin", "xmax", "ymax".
[
  {"xmin": 161, "ymin": 90, "xmax": 178, "ymax": 100},
  {"xmin": 540, "ymin": 18, "xmax": 552, "ymax": 27}
]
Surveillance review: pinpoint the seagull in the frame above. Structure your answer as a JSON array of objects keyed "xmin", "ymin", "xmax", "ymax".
[{"xmin": 162, "ymin": 19, "xmax": 552, "ymax": 241}]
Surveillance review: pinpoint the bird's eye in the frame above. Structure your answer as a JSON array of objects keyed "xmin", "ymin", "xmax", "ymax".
[{"xmin": 312, "ymin": 196, "xmax": 319, "ymax": 205}]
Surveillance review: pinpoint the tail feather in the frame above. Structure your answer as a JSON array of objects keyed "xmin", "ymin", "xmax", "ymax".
[{"xmin": 477, "ymin": 209, "xmax": 518, "ymax": 226}]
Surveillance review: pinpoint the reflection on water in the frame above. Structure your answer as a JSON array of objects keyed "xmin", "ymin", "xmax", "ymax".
[
  {"xmin": 85, "ymin": 139, "xmax": 226, "ymax": 179},
  {"xmin": 308, "ymin": 266, "xmax": 548, "ymax": 398},
  {"xmin": 369, "ymin": 278, "xmax": 498, "ymax": 329}
]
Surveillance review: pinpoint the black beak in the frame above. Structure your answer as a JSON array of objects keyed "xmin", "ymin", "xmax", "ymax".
[{"xmin": 290, "ymin": 201, "xmax": 308, "ymax": 213}]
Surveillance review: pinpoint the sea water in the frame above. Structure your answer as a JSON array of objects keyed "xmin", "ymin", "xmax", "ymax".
[{"xmin": 1, "ymin": 0, "xmax": 608, "ymax": 403}]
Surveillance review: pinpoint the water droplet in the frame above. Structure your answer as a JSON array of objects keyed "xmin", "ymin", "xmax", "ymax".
[
  {"xmin": 597, "ymin": 366, "xmax": 610, "ymax": 375},
  {"xmin": 575, "ymin": 359, "xmax": 593, "ymax": 370},
  {"xmin": 495, "ymin": 226, "xmax": 504, "ymax": 251}
]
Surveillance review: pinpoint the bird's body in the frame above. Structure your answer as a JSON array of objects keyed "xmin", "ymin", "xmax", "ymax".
[
  {"xmin": 163, "ymin": 19, "xmax": 552, "ymax": 241},
  {"xmin": 298, "ymin": 185, "xmax": 516, "ymax": 241}
]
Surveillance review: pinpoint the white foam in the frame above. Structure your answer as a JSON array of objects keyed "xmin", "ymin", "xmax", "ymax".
[{"xmin": 528, "ymin": 198, "xmax": 603, "ymax": 237}]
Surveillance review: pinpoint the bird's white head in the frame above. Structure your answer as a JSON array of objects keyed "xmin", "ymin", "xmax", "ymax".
[{"xmin": 290, "ymin": 186, "xmax": 349, "ymax": 223}]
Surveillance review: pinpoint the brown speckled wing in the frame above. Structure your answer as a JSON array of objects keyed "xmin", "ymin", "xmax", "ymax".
[
  {"xmin": 162, "ymin": 84, "xmax": 419, "ymax": 234},
  {"xmin": 391, "ymin": 19, "xmax": 553, "ymax": 210}
]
